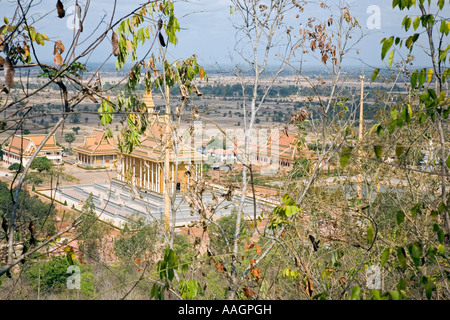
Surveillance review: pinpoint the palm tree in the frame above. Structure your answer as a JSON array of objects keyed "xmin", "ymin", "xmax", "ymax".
[{"xmin": 65, "ymin": 132, "xmax": 75, "ymax": 154}]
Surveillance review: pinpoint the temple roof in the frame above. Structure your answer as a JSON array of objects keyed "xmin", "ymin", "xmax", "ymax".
[
  {"xmin": 122, "ymin": 90, "xmax": 205, "ymax": 163},
  {"xmin": 5, "ymin": 134, "xmax": 61, "ymax": 156},
  {"xmin": 73, "ymin": 129, "xmax": 116, "ymax": 156}
]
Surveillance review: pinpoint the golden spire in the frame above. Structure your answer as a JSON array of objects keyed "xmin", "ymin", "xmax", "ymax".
[{"xmin": 143, "ymin": 89, "xmax": 155, "ymax": 113}]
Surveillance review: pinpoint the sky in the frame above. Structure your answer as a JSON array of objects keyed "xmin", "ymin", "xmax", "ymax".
[{"xmin": 1, "ymin": 0, "xmax": 447, "ymax": 72}]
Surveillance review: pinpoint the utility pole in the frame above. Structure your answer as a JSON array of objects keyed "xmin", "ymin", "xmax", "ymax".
[{"xmin": 357, "ymin": 72, "xmax": 365, "ymax": 199}]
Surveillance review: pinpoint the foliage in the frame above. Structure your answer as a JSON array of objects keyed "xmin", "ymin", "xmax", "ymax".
[
  {"xmin": 30, "ymin": 157, "xmax": 53, "ymax": 173},
  {"xmin": 26, "ymin": 255, "xmax": 70, "ymax": 293},
  {"xmin": 0, "ymin": 181, "xmax": 57, "ymax": 238},
  {"xmin": 64, "ymin": 132, "xmax": 75, "ymax": 144},
  {"xmin": 114, "ymin": 215, "xmax": 159, "ymax": 264},
  {"xmin": 8, "ymin": 163, "xmax": 23, "ymax": 172},
  {"xmin": 209, "ymin": 211, "xmax": 251, "ymax": 253},
  {"xmin": 72, "ymin": 126, "xmax": 81, "ymax": 134},
  {"xmin": 25, "ymin": 172, "xmax": 44, "ymax": 186},
  {"xmin": 77, "ymin": 194, "xmax": 110, "ymax": 262}
]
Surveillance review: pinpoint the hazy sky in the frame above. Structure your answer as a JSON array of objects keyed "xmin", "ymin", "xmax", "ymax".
[{"xmin": 1, "ymin": 0, "xmax": 447, "ymax": 71}]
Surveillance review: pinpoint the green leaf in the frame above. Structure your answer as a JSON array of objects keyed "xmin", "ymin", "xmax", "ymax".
[
  {"xmin": 371, "ymin": 289, "xmax": 381, "ymax": 300},
  {"xmin": 407, "ymin": 243, "xmax": 422, "ymax": 266},
  {"xmin": 396, "ymin": 211, "xmax": 405, "ymax": 225},
  {"xmin": 381, "ymin": 37, "xmax": 394, "ymax": 60},
  {"xmin": 395, "ymin": 145, "xmax": 405, "ymax": 158},
  {"xmin": 413, "ymin": 16, "xmax": 420, "ymax": 30},
  {"xmin": 381, "ymin": 248, "xmax": 390, "ymax": 268},
  {"xmin": 397, "ymin": 247, "xmax": 407, "ymax": 269},
  {"xmin": 388, "ymin": 50, "xmax": 395, "ymax": 69},
  {"xmin": 369, "ymin": 123, "xmax": 381, "ymax": 135},
  {"xmin": 350, "ymin": 285, "xmax": 360, "ymax": 300},
  {"xmin": 367, "ymin": 225, "xmax": 374, "ymax": 244},
  {"xmin": 371, "ymin": 68, "xmax": 380, "ymax": 82},
  {"xmin": 405, "ymin": 33, "xmax": 420, "ymax": 51},
  {"xmin": 410, "ymin": 70, "xmax": 418, "ymax": 88},
  {"xmin": 402, "ymin": 104, "xmax": 412, "ymax": 124},
  {"xmin": 397, "ymin": 279, "xmax": 406, "ymax": 291},
  {"xmin": 389, "ymin": 121, "xmax": 397, "ymax": 134},
  {"xmin": 340, "ymin": 147, "xmax": 353, "ymax": 169},
  {"xmin": 402, "ymin": 16, "xmax": 411, "ymax": 31},
  {"xmin": 376, "ymin": 125, "xmax": 384, "ymax": 136},
  {"xmin": 390, "ymin": 290, "xmax": 400, "ymax": 300},
  {"xmin": 3, "ymin": 17, "xmax": 8, "ymax": 24},
  {"xmin": 446, "ymin": 155, "xmax": 450, "ymax": 169},
  {"xmin": 437, "ymin": 229, "xmax": 444, "ymax": 244},
  {"xmin": 150, "ymin": 283, "xmax": 159, "ymax": 299},
  {"xmin": 374, "ymin": 145, "xmax": 383, "ymax": 159},
  {"xmin": 391, "ymin": 108, "xmax": 399, "ymax": 120},
  {"xmin": 418, "ymin": 68, "xmax": 427, "ymax": 87},
  {"xmin": 440, "ymin": 20, "xmax": 450, "ymax": 35},
  {"xmin": 437, "ymin": 244, "xmax": 446, "ymax": 256},
  {"xmin": 424, "ymin": 282, "xmax": 434, "ymax": 299}
]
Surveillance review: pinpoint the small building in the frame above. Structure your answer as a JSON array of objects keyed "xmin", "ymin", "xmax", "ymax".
[
  {"xmin": 3, "ymin": 134, "xmax": 63, "ymax": 167},
  {"xmin": 73, "ymin": 129, "xmax": 116, "ymax": 168}
]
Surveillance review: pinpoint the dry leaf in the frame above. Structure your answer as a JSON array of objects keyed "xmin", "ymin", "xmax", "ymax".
[
  {"xmin": 243, "ymin": 288, "xmax": 255, "ymax": 297},
  {"xmin": 255, "ymin": 245, "xmax": 262, "ymax": 255},
  {"xmin": 305, "ymin": 279, "xmax": 314, "ymax": 297},
  {"xmin": 251, "ymin": 268, "xmax": 261, "ymax": 280},
  {"xmin": 192, "ymin": 84, "xmax": 203, "ymax": 97},
  {"xmin": 4, "ymin": 57, "xmax": 15, "ymax": 88},
  {"xmin": 54, "ymin": 40, "xmax": 65, "ymax": 55},
  {"xmin": 157, "ymin": 18, "xmax": 163, "ymax": 31},
  {"xmin": 0, "ymin": 56, "xmax": 4, "ymax": 66},
  {"xmin": 112, "ymin": 32, "xmax": 119, "ymax": 56},
  {"xmin": 56, "ymin": 0, "xmax": 65, "ymax": 18},
  {"xmin": 158, "ymin": 32, "xmax": 166, "ymax": 47},
  {"xmin": 215, "ymin": 261, "xmax": 226, "ymax": 272},
  {"xmin": 54, "ymin": 53, "xmax": 63, "ymax": 66},
  {"xmin": 126, "ymin": 39, "xmax": 133, "ymax": 52}
]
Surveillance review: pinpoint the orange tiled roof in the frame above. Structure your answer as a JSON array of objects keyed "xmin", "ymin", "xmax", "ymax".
[
  {"xmin": 6, "ymin": 134, "xmax": 61, "ymax": 156},
  {"xmin": 73, "ymin": 129, "xmax": 116, "ymax": 155}
]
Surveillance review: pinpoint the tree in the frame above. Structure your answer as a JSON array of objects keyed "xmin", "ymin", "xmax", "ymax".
[
  {"xmin": 78, "ymin": 193, "xmax": 110, "ymax": 263},
  {"xmin": 64, "ymin": 132, "xmax": 75, "ymax": 154},
  {"xmin": 8, "ymin": 163, "xmax": 23, "ymax": 172},
  {"xmin": 26, "ymin": 256, "xmax": 71, "ymax": 294},
  {"xmin": 72, "ymin": 126, "xmax": 81, "ymax": 135},
  {"xmin": 30, "ymin": 156, "xmax": 53, "ymax": 173},
  {"xmin": 114, "ymin": 214, "xmax": 160, "ymax": 265}
]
